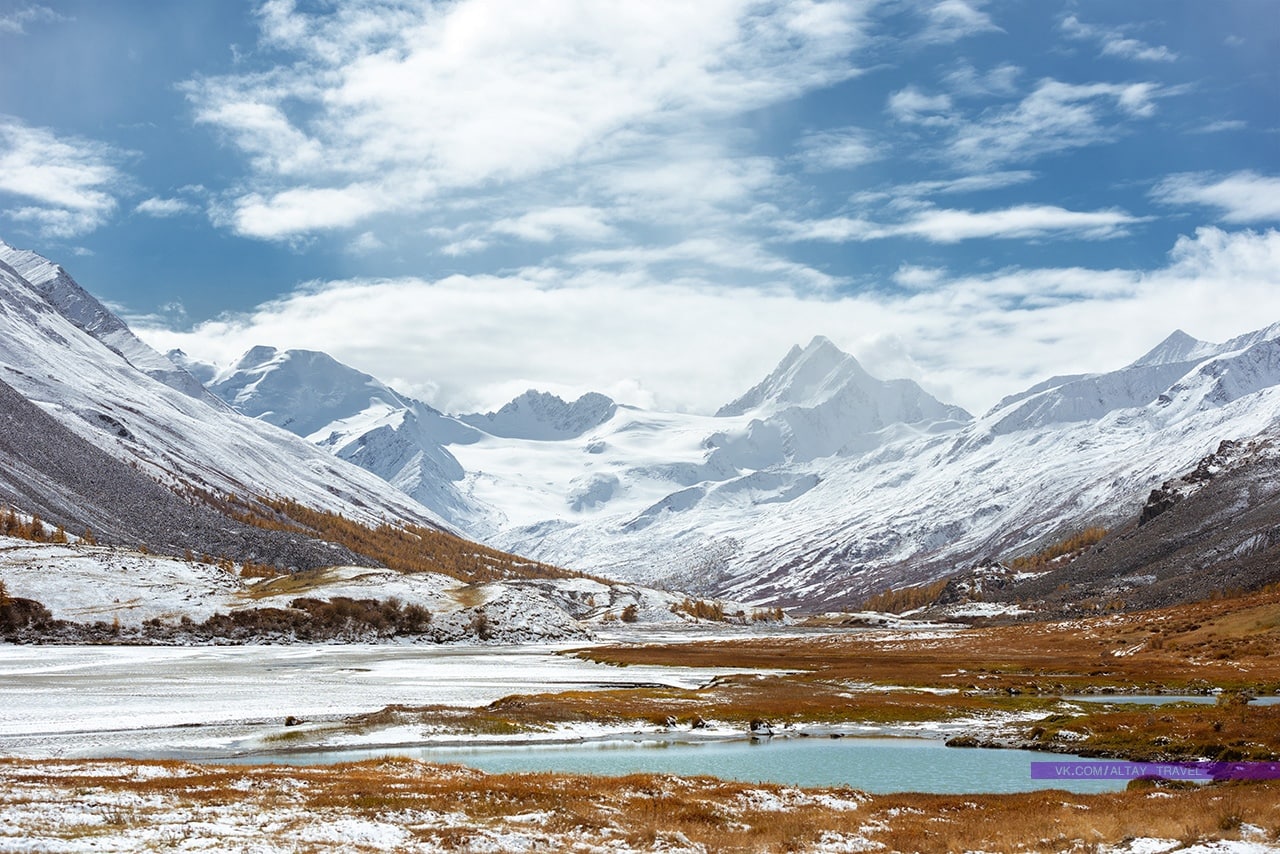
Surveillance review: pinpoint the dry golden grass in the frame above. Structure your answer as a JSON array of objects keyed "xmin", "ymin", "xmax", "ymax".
[
  {"xmin": 347, "ymin": 679, "xmax": 1061, "ymax": 741},
  {"xmin": 505, "ymin": 588, "xmax": 1280, "ymax": 763},
  {"xmin": 320, "ymin": 590, "xmax": 1280, "ymax": 766},
  {"xmin": 202, "ymin": 491, "xmax": 594, "ymax": 584},
  {"xmin": 1025, "ymin": 701, "xmax": 1280, "ymax": 762},
  {"xmin": 1, "ymin": 757, "xmax": 1276, "ymax": 853},
  {"xmin": 583, "ymin": 587, "xmax": 1280, "ymax": 695}
]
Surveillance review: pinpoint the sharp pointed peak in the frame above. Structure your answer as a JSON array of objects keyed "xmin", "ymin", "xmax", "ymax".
[{"xmin": 1128, "ymin": 328, "xmax": 1215, "ymax": 368}]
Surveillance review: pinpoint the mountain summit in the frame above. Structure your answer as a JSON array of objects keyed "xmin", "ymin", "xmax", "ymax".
[
  {"xmin": 717, "ymin": 336, "xmax": 971, "ymax": 461},
  {"xmin": 1128, "ymin": 329, "xmax": 1217, "ymax": 369},
  {"xmin": 210, "ymin": 346, "xmax": 413, "ymax": 439},
  {"xmin": 718, "ymin": 336, "xmax": 861, "ymax": 416},
  {"xmin": 0, "ymin": 240, "xmax": 216, "ymax": 403},
  {"xmin": 460, "ymin": 390, "xmax": 617, "ymax": 441}
]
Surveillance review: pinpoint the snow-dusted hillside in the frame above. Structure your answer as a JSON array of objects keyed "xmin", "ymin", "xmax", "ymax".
[
  {"xmin": 0, "ymin": 537, "xmax": 773, "ymax": 643},
  {"xmin": 0, "ymin": 241, "xmax": 215, "ymax": 404},
  {"xmin": 0, "ymin": 244, "xmax": 444, "ymax": 533}
]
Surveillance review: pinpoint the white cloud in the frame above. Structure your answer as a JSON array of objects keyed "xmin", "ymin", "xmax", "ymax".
[
  {"xmin": 1060, "ymin": 15, "xmax": 1177, "ymax": 63},
  {"xmin": 851, "ymin": 171, "xmax": 1037, "ymax": 207},
  {"xmin": 784, "ymin": 204, "xmax": 1146, "ymax": 243},
  {"xmin": 0, "ymin": 117, "xmax": 125, "ymax": 238},
  {"xmin": 893, "ymin": 264, "xmax": 947, "ymax": 289},
  {"xmin": 1152, "ymin": 171, "xmax": 1280, "ymax": 223},
  {"xmin": 569, "ymin": 235, "xmax": 840, "ymax": 291},
  {"xmin": 491, "ymin": 206, "xmax": 614, "ymax": 243},
  {"xmin": 1191, "ymin": 120, "xmax": 1246, "ymax": 134},
  {"xmin": 948, "ymin": 78, "xmax": 1165, "ymax": 169},
  {"xmin": 0, "ymin": 4, "xmax": 67, "ymax": 35},
  {"xmin": 347, "ymin": 231, "xmax": 385, "ymax": 254},
  {"xmin": 794, "ymin": 127, "xmax": 881, "ymax": 171},
  {"xmin": 915, "ymin": 0, "xmax": 1002, "ymax": 44},
  {"xmin": 187, "ymin": 0, "xmax": 873, "ymax": 241},
  {"xmin": 137, "ymin": 228, "xmax": 1280, "ymax": 417},
  {"xmin": 942, "ymin": 62, "xmax": 1020, "ymax": 97},
  {"xmin": 900, "ymin": 205, "xmax": 1145, "ymax": 242},
  {"xmin": 135, "ymin": 197, "xmax": 197, "ymax": 217},
  {"xmin": 216, "ymin": 184, "xmax": 389, "ymax": 240},
  {"xmin": 441, "ymin": 237, "xmax": 489, "ymax": 257},
  {"xmin": 887, "ymin": 86, "xmax": 953, "ymax": 125}
]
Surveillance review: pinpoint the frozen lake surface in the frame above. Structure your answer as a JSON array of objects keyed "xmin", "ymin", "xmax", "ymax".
[{"xmin": 0, "ymin": 643, "xmax": 739, "ymax": 758}]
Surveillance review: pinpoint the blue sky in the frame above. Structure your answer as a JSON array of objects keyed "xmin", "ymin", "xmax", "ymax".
[{"xmin": 1, "ymin": 0, "xmax": 1277, "ymax": 414}]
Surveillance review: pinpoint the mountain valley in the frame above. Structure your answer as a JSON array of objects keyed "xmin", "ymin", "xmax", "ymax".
[{"xmin": 2, "ymin": 236, "xmax": 1279, "ymax": 631}]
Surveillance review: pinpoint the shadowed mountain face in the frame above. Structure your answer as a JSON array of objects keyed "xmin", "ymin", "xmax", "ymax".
[
  {"xmin": 936, "ymin": 439, "xmax": 1280, "ymax": 617},
  {"xmin": 0, "ymin": 377, "xmax": 371, "ymax": 570}
]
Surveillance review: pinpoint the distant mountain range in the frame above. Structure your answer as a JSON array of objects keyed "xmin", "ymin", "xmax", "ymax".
[{"xmin": 4, "ymin": 237, "xmax": 1280, "ymax": 610}]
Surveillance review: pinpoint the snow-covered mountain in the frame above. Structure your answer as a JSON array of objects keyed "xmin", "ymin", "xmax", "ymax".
[
  {"xmin": 197, "ymin": 345, "xmax": 486, "ymax": 528},
  {"xmin": 205, "ymin": 336, "xmax": 972, "ymax": 542},
  {"xmin": 0, "ymin": 240, "xmax": 216, "ymax": 404},
  {"xmin": 202, "ymin": 323, "xmax": 1280, "ymax": 609},
  {"xmin": 460, "ymin": 390, "xmax": 617, "ymax": 440},
  {"xmin": 717, "ymin": 335, "xmax": 970, "ymax": 461},
  {"xmin": 0, "ymin": 242, "xmax": 445, "ymax": 538},
  {"xmin": 8, "ymin": 237, "xmax": 1278, "ymax": 612}
]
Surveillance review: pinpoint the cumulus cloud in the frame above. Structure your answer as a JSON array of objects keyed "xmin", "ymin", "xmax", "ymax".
[
  {"xmin": 0, "ymin": 117, "xmax": 126, "ymax": 238},
  {"xmin": 186, "ymin": 0, "xmax": 872, "ymax": 242},
  {"xmin": 1152, "ymin": 171, "xmax": 1280, "ymax": 223},
  {"xmin": 1060, "ymin": 15, "xmax": 1177, "ymax": 63},
  {"xmin": 784, "ymin": 204, "xmax": 1146, "ymax": 243},
  {"xmin": 136, "ymin": 228, "xmax": 1280, "ymax": 417}
]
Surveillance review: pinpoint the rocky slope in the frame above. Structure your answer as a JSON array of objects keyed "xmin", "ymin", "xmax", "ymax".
[{"xmin": 932, "ymin": 438, "xmax": 1280, "ymax": 618}]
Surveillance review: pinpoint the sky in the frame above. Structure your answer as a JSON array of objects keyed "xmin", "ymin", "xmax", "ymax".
[{"xmin": 1, "ymin": 0, "xmax": 1277, "ymax": 415}]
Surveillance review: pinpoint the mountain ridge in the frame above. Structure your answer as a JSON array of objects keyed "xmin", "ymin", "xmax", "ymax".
[
  {"xmin": 188, "ymin": 319, "xmax": 1280, "ymax": 608},
  {"xmin": 6, "ymin": 237, "xmax": 1280, "ymax": 611}
]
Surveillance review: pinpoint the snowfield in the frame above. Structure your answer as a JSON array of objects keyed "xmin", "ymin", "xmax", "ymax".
[{"xmin": 0, "ymin": 643, "xmax": 747, "ymax": 760}]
